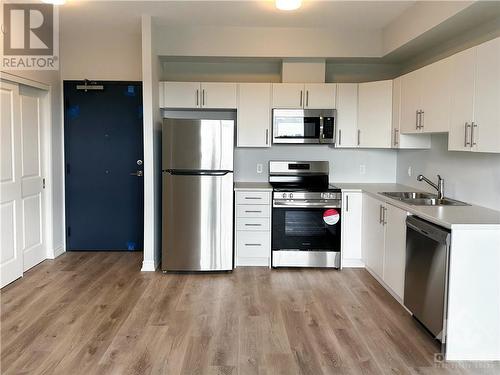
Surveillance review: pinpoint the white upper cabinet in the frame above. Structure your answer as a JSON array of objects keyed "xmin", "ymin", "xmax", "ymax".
[
  {"xmin": 335, "ymin": 83, "xmax": 359, "ymax": 148},
  {"xmin": 420, "ymin": 57, "xmax": 452, "ymax": 133},
  {"xmin": 272, "ymin": 83, "xmax": 336, "ymax": 109},
  {"xmin": 237, "ymin": 83, "xmax": 272, "ymax": 148},
  {"xmin": 163, "ymin": 82, "xmax": 200, "ymax": 108},
  {"xmin": 449, "ymin": 48, "xmax": 476, "ymax": 152},
  {"xmin": 392, "ymin": 77, "xmax": 431, "ymax": 149},
  {"xmin": 473, "ymin": 37, "xmax": 500, "ymax": 153},
  {"xmin": 161, "ymin": 82, "xmax": 237, "ymax": 109},
  {"xmin": 400, "ymin": 69, "xmax": 422, "ymax": 134},
  {"xmin": 304, "ymin": 83, "xmax": 336, "ymax": 109},
  {"xmin": 200, "ymin": 82, "xmax": 237, "ymax": 109},
  {"xmin": 357, "ymin": 80, "xmax": 393, "ymax": 148},
  {"xmin": 401, "ymin": 57, "xmax": 452, "ymax": 134},
  {"xmin": 271, "ymin": 83, "xmax": 304, "ymax": 108},
  {"xmin": 449, "ymin": 37, "xmax": 500, "ymax": 153}
]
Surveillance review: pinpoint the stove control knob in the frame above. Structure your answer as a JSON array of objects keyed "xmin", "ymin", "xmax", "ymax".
[
  {"xmin": 289, "ymin": 193, "xmax": 293, "ymax": 199},
  {"xmin": 282, "ymin": 193, "xmax": 287, "ymax": 199}
]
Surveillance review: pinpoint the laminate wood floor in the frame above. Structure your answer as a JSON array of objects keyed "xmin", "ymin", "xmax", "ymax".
[{"xmin": 1, "ymin": 252, "xmax": 498, "ymax": 375}]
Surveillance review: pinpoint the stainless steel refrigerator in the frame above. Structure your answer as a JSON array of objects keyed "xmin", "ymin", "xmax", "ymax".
[{"xmin": 162, "ymin": 118, "xmax": 234, "ymax": 271}]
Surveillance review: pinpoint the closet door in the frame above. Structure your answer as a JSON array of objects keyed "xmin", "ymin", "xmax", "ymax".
[{"xmin": 1, "ymin": 81, "xmax": 23, "ymax": 287}]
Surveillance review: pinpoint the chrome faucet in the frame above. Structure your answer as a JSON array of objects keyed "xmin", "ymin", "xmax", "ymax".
[{"xmin": 417, "ymin": 174, "xmax": 445, "ymax": 199}]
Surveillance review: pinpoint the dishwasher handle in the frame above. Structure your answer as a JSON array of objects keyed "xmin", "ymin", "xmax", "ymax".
[{"xmin": 406, "ymin": 216, "xmax": 450, "ymax": 245}]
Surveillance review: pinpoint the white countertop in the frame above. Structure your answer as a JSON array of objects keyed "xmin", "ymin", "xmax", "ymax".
[
  {"xmin": 234, "ymin": 182, "xmax": 273, "ymax": 191},
  {"xmin": 334, "ymin": 183, "xmax": 500, "ymax": 229}
]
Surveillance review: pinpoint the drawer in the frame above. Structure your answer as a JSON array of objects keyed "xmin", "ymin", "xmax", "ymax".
[
  {"xmin": 235, "ymin": 191, "xmax": 270, "ymax": 205},
  {"xmin": 236, "ymin": 217, "xmax": 270, "ymax": 231},
  {"xmin": 236, "ymin": 204, "xmax": 270, "ymax": 218},
  {"xmin": 236, "ymin": 231, "xmax": 270, "ymax": 258}
]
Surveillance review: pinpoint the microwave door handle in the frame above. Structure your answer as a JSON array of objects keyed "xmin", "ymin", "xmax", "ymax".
[{"xmin": 319, "ymin": 116, "xmax": 324, "ymax": 143}]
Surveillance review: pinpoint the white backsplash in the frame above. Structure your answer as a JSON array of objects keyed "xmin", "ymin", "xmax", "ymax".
[
  {"xmin": 234, "ymin": 145, "xmax": 398, "ymax": 183},
  {"xmin": 396, "ymin": 134, "xmax": 500, "ymax": 211}
]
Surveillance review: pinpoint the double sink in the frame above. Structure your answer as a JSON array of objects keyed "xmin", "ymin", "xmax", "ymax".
[{"xmin": 380, "ymin": 191, "xmax": 469, "ymax": 206}]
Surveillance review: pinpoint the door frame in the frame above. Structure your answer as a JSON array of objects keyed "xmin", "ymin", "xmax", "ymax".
[{"xmin": 0, "ymin": 72, "xmax": 56, "ymax": 262}]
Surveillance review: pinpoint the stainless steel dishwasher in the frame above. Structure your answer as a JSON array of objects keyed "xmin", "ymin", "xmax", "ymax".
[{"xmin": 404, "ymin": 216, "xmax": 451, "ymax": 343}]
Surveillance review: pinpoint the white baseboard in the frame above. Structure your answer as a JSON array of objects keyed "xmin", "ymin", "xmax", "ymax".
[
  {"xmin": 47, "ymin": 245, "xmax": 65, "ymax": 259},
  {"xmin": 342, "ymin": 258, "xmax": 365, "ymax": 268},
  {"xmin": 141, "ymin": 260, "xmax": 156, "ymax": 272}
]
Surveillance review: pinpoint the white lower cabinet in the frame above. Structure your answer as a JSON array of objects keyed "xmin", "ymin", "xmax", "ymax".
[
  {"xmin": 235, "ymin": 190, "xmax": 272, "ymax": 267},
  {"xmin": 341, "ymin": 191, "xmax": 363, "ymax": 267},
  {"xmin": 362, "ymin": 194, "xmax": 385, "ymax": 278},
  {"xmin": 362, "ymin": 193, "xmax": 408, "ymax": 301},
  {"xmin": 382, "ymin": 204, "xmax": 408, "ymax": 299}
]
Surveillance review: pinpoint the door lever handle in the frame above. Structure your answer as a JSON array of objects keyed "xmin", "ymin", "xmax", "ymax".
[{"xmin": 130, "ymin": 171, "xmax": 143, "ymax": 177}]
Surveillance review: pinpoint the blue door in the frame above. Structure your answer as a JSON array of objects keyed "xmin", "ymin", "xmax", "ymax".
[{"xmin": 64, "ymin": 81, "xmax": 143, "ymax": 251}]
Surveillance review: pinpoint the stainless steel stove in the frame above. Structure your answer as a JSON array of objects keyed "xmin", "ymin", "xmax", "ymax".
[{"xmin": 269, "ymin": 161, "xmax": 341, "ymax": 268}]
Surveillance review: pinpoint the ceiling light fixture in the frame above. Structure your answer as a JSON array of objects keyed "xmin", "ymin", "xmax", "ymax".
[{"xmin": 275, "ymin": 0, "xmax": 302, "ymax": 11}]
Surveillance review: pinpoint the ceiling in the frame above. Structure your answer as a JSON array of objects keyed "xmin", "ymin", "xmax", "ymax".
[{"xmin": 60, "ymin": 0, "xmax": 415, "ymax": 33}]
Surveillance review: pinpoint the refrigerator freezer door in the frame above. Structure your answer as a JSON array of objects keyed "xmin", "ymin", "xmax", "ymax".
[
  {"xmin": 162, "ymin": 172, "xmax": 233, "ymax": 271},
  {"xmin": 162, "ymin": 119, "xmax": 234, "ymax": 171}
]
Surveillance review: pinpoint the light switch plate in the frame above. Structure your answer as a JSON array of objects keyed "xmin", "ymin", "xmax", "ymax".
[
  {"xmin": 408, "ymin": 166, "xmax": 412, "ymax": 177},
  {"xmin": 256, "ymin": 163, "xmax": 263, "ymax": 174},
  {"xmin": 359, "ymin": 164, "xmax": 366, "ymax": 175}
]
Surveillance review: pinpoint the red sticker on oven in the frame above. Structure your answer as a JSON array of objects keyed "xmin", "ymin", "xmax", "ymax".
[{"xmin": 323, "ymin": 209, "xmax": 339, "ymax": 225}]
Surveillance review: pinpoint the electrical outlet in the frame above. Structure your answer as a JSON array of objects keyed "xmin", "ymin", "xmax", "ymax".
[
  {"xmin": 408, "ymin": 166, "xmax": 412, "ymax": 177},
  {"xmin": 256, "ymin": 163, "xmax": 263, "ymax": 174},
  {"xmin": 359, "ymin": 164, "xmax": 366, "ymax": 175}
]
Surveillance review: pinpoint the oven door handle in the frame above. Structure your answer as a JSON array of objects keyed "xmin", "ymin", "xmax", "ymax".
[{"xmin": 273, "ymin": 200, "xmax": 341, "ymax": 208}]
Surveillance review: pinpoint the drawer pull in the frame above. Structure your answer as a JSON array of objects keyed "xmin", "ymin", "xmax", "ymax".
[
  {"xmin": 245, "ymin": 223, "xmax": 261, "ymax": 226},
  {"xmin": 245, "ymin": 243, "xmax": 262, "ymax": 247},
  {"xmin": 244, "ymin": 197, "xmax": 262, "ymax": 200},
  {"xmin": 245, "ymin": 210, "xmax": 262, "ymax": 213}
]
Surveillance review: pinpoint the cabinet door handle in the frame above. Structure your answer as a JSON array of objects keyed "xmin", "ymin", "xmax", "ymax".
[
  {"xmin": 202, "ymin": 89, "xmax": 205, "ymax": 106},
  {"xmin": 338, "ymin": 129, "xmax": 342, "ymax": 146},
  {"xmin": 245, "ymin": 210, "xmax": 262, "ymax": 213},
  {"xmin": 244, "ymin": 197, "xmax": 262, "ymax": 200},
  {"xmin": 345, "ymin": 195, "xmax": 349, "ymax": 212},
  {"xmin": 245, "ymin": 243, "xmax": 262, "ymax": 247},
  {"xmin": 394, "ymin": 129, "xmax": 399, "ymax": 147},
  {"xmin": 471, "ymin": 122, "xmax": 477, "ymax": 146},
  {"xmin": 245, "ymin": 223, "xmax": 262, "ymax": 227},
  {"xmin": 357, "ymin": 129, "xmax": 361, "ymax": 146},
  {"xmin": 464, "ymin": 122, "xmax": 471, "ymax": 146},
  {"xmin": 300, "ymin": 90, "xmax": 303, "ymax": 107},
  {"xmin": 420, "ymin": 110, "xmax": 424, "ymax": 130},
  {"xmin": 196, "ymin": 89, "xmax": 199, "ymax": 106},
  {"xmin": 383, "ymin": 207, "xmax": 387, "ymax": 225},
  {"xmin": 306, "ymin": 90, "xmax": 309, "ymax": 107},
  {"xmin": 379, "ymin": 205, "xmax": 384, "ymax": 224},
  {"xmin": 416, "ymin": 110, "xmax": 419, "ymax": 129},
  {"xmin": 265, "ymin": 129, "xmax": 269, "ymax": 145}
]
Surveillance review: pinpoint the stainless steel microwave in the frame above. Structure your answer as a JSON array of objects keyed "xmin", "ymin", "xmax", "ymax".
[{"xmin": 272, "ymin": 109, "xmax": 336, "ymax": 144}]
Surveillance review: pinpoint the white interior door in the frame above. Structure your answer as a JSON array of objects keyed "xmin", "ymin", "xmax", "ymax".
[
  {"xmin": 1, "ymin": 81, "xmax": 23, "ymax": 287},
  {"xmin": 19, "ymin": 85, "xmax": 46, "ymax": 271}
]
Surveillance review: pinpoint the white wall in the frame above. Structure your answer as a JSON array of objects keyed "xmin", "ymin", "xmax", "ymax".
[
  {"xmin": 396, "ymin": 134, "xmax": 500, "ymax": 211},
  {"xmin": 155, "ymin": 25, "xmax": 383, "ymax": 58},
  {"xmin": 60, "ymin": 30, "xmax": 141, "ymax": 80},
  {"xmin": 235, "ymin": 146, "xmax": 398, "ymax": 184}
]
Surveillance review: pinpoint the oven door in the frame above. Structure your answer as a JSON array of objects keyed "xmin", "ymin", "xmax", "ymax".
[
  {"xmin": 272, "ymin": 205, "xmax": 341, "ymax": 252},
  {"xmin": 273, "ymin": 109, "xmax": 320, "ymax": 144}
]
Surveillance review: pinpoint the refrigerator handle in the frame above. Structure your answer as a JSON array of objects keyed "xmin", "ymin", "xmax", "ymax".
[{"xmin": 164, "ymin": 169, "xmax": 231, "ymax": 176}]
